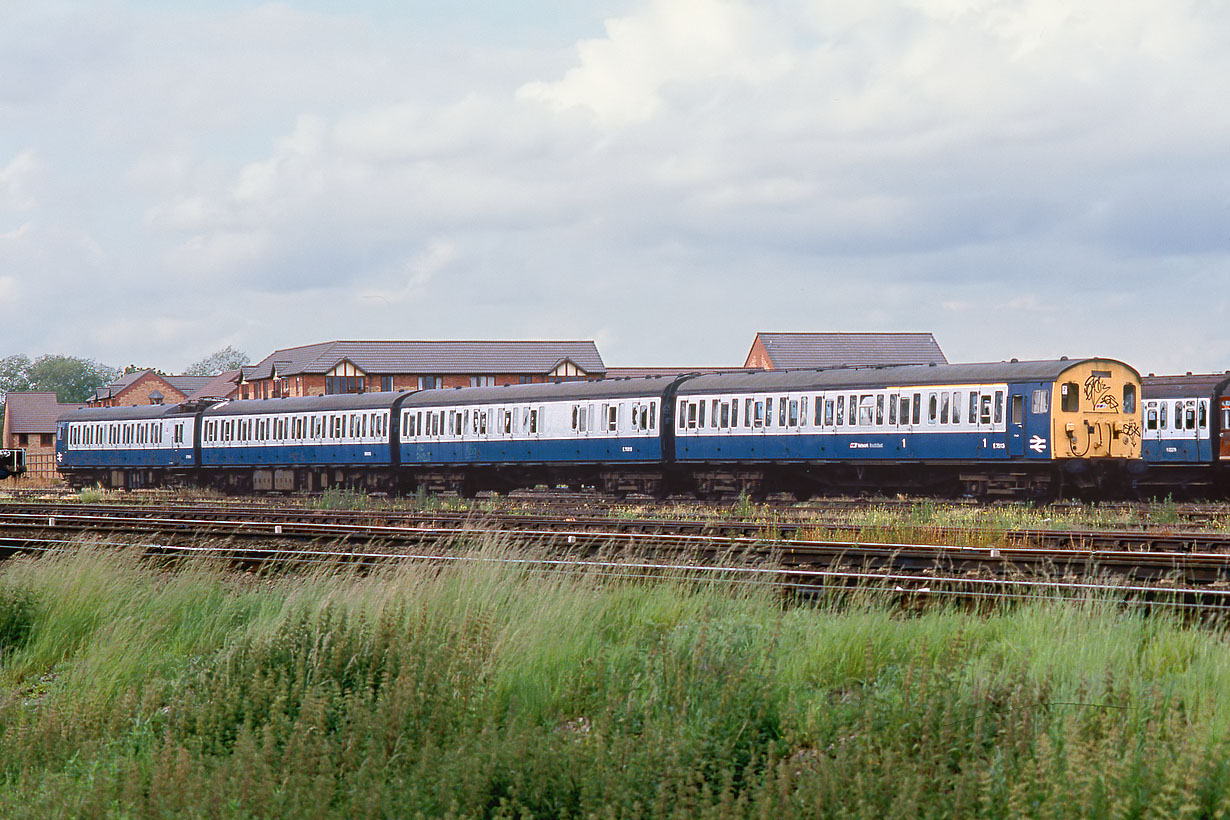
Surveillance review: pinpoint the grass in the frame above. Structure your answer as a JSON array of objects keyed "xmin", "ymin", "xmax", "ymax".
[{"xmin": 3, "ymin": 539, "xmax": 1230, "ymax": 817}]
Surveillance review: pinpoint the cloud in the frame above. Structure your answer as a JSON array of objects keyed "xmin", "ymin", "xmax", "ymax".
[{"xmin": 0, "ymin": 151, "xmax": 42, "ymax": 212}]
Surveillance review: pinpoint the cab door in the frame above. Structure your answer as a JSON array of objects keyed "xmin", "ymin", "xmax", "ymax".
[
  {"xmin": 1220, "ymin": 398, "xmax": 1230, "ymax": 460},
  {"xmin": 1008, "ymin": 390, "xmax": 1026, "ymax": 456}
]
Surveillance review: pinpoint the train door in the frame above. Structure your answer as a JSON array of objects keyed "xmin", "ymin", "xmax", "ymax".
[
  {"xmin": 1008, "ymin": 389, "xmax": 1026, "ymax": 456},
  {"xmin": 1221, "ymin": 397, "xmax": 1230, "ymax": 459}
]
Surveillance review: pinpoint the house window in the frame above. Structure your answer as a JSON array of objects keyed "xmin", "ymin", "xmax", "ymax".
[
  {"xmin": 17, "ymin": 434, "xmax": 27, "ymax": 446},
  {"xmin": 418, "ymin": 376, "xmax": 444, "ymax": 390},
  {"xmin": 381, "ymin": 377, "xmax": 394, "ymax": 392},
  {"xmin": 470, "ymin": 376, "xmax": 495, "ymax": 387},
  {"xmin": 325, "ymin": 376, "xmax": 365, "ymax": 394}
]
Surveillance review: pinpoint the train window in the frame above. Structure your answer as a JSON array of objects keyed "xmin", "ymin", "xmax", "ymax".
[
  {"xmin": 814, "ymin": 396, "xmax": 824, "ymax": 426},
  {"xmin": 687, "ymin": 403, "xmax": 697, "ymax": 430},
  {"xmin": 858, "ymin": 396, "xmax": 873, "ymax": 426},
  {"xmin": 980, "ymin": 395, "xmax": 992, "ymax": 425},
  {"xmin": 896, "ymin": 396, "xmax": 906, "ymax": 426},
  {"xmin": 939, "ymin": 393, "xmax": 949, "ymax": 424},
  {"xmin": 1011, "ymin": 395, "xmax": 1024, "ymax": 425},
  {"xmin": 876, "ymin": 395, "xmax": 884, "ymax": 426},
  {"xmin": 848, "ymin": 395, "xmax": 857, "ymax": 425},
  {"xmin": 951, "ymin": 392, "xmax": 961, "ymax": 424},
  {"xmin": 994, "ymin": 392, "xmax": 1004, "ymax": 424},
  {"xmin": 712, "ymin": 399, "xmax": 720, "ymax": 429},
  {"xmin": 912, "ymin": 393, "xmax": 922, "ymax": 425},
  {"xmin": 1199, "ymin": 401, "xmax": 1208, "ymax": 429},
  {"xmin": 480, "ymin": 410, "xmax": 489, "ymax": 435},
  {"xmin": 765, "ymin": 398, "xmax": 773, "ymax": 427},
  {"xmin": 779, "ymin": 399, "xmax": 787, "ymax": 427},
  {"xmin": 721, "ymin": 402, "xmax": 731, "ymax": 428},
  {"xmin": 1160, "ymin": 402, "xmax": 1168, "ymax": 429},
  {"xmin": 835, "ymin": 396, "xmax": 844, "ymax": 426},
  {"xmin": 800, "ymin": 396, "xmax": 808, "ymax": 426},
  {"xmin": 1060, "ymin": 383, "xmax": 1079, "ymax": 412},
  {"xmin": 1186, "ymin": 404, "xmax": 1196, "ymax": 431},
  {"xmin": 969, "ymin": 393, "xmax": 978, "ymax": 424},
  {"xmin": 530, "ymin": 408, "xmax": 539, "ymax": 434},
  {"xmin": 503, "ymin": 410, "xmax": 512, "ymax": 435},
  {"xmin": 928, "ymin": 393, "xmax": 938, "ymax": 424},
  {"xmin": 888, "ymin": 395, "xmax": 897, "ymax": 425},
  {"xmin": 677, "ymin": 402, "xmax": 685, "ymax": 430},
  {"xmin": 1031, "ymin": 390, "xmax": 1049, "ymax": 414},
  {"xmin": 1145, "ymin": 404, "xmax": 1158, "ymax": 430},
  {"xmin": 1174, "ymin": 401, "xmax": 1184, "ymax": 430},
  {"xmin": 729, "ymin": 400, "xmax": 736, "ymax": 428},
  {"xmin": 1123, "ymin": 384, "xmax": 1137, "ymax": 414},
  {"xmin": 788, "ymin": 400, "xmax": 798, "ymax": 427},
  {"xmin": 745, "ymin": 398, "xmax": 753, "ymax": 428}
]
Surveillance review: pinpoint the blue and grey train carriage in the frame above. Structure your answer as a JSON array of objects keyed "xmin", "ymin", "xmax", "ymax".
[
  {"xmin": 395, "ymin": 377, "xmax": 668, "ymax": 495},
  {"xmin": 1134, "ymin": 373, "xmax": 1230, "ymax": 496},
  {"xmin": 670, "ymin": 358, "xmax": 1142, "ymax": 497},
  {"xmin": 56, "ymin": 404, "xmax": 199, "ymax": 487}
]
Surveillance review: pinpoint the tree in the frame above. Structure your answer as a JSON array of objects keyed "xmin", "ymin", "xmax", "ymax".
[
  {"xmin": 185, "ymin": 345, "xmax": 250, "ymax": 376},
  {"xmin": 28, "ymin": 355, "xmax": 120, "ymax": 404},
  {"xmin": 0, "ymin": 354, "xmax": 34, "ymax": 433}
]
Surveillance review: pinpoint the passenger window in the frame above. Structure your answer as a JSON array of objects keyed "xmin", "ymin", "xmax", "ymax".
[
  {"xmin": 858, "ymin": 396, "xmax": 873, "ymax": 426},
  {"xmin": 1123, "ymin": 384, "xmax": 1137, "ymax": 414},
  {"xmin": 788, "ymin": 400, "xmax": 798, "ymax": 427},
  {"xmin": 1199, "ymin": 401, "xmax": 1207, "ymax": 429},
  {"xmin": 730, "ymin": 400, "xmax": 738, "ymax": 428},
  {"xmin": 711, "ymin": 399, "xmax": 720, "ymax": 428},
  {"xmin": 744, "ymin": 398, "xmax": 753, "ymax": 428},
  {"xmin": 836, "ymin": 396, "xmax": 844, "ymax": 426},
  {"xmin": 980, "ymin": 395, "xmax": 992, "ymax": 425},
  {"xmin": 1061, "ymin": 382, "xmax": 1079, "ymax": 412},
  {"xmin": 721, "ymin": 402, "xmax": 730, "ymax": 428},
  {"xmin": 609, "ymin": 405, "xmax": 618, "ymax": 432},
  {"xmin": 755, "ymin": 401, "xmax": 765, "ymax": 428},
  {"xmin": 951, "ymin": 392, "xmax": 960, "ymax": 424},
  {"xmin": 687, "ymin": 403, "xmax": 697, "ymax": 429},
  {"xmin": 928, "ymin": 393, "xmax": 938, "ymax": 424},
  {"xmin": 765, "ymin": 398, "xmax": 773, "ymax": 427},
  {"xmin": 649, "ymin": 402, "xmax": 656, "ymax": 429},
  {"xmin": 678, "ymin": 401, "xmax": 686, "ymax": 430},
  {"xmin": 1160, "ymin": 402, "xmax": 1168, "ymax": 429},
  {"xmin": 888, "ymin": 395, "xmax": 897, "ymax": 425},
  {"xmin": 800, "ymin": 396, "xmax": 808, "ymax": 426},
  {"xmin": 779, "ymin": 399, "xmax": 787, "ymax": 427},
  {"xmin": 1186, "ymin": 404, "xmax": 1196, "ymax": 431},
  {"xmin": 876, "ymin": 395, "xmax": 884, "ymax": 426},
  {"xmin": 698, "ymin": 401, "xmax": 706, "ymax": 428},
  {"xmin": 848, "ymin": 395, "xmax": 857, "ymax": 425},
  {"xmin": 1146, "ymin": 405, "xmax": 1158, "ymax": 430},
  {"xmin": 994, "ymin": 391, "xmax": 1004, "ymax": 424},
  {"xmin": 969, "ymin": 393, "xmax": 978, "ymax": 424},
  {"xmin": 1031, "ymin": 390, "xmax": 1049, "ymax": 414},
  {"xmin": 899, "ymin": 396, "xmax": 909, "ymax": 426},
  {"xmin": 912, "ymin": 393, "xmax": 922, "ymax": 425},
  {"xmin": 940, "ymin": 392, "xmax": 949, "ymax": 424},
  {"xmin": 824, "ymin": 399, "xmax": 834, "ymax": 427}
]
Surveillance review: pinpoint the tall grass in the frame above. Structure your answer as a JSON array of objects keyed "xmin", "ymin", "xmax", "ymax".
[{"xmin": 3, "ymin": 540, "xmax": 1230, "ymax": 817}]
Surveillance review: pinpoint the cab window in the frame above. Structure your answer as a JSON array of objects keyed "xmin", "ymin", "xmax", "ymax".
[
  {"xmin": 1122, "ymin": 384, "xmax": 1137, "ymax": 414},
  {"xmin": 1060, "ymin": 382, "xmax": 1079, "ymax": 412}
]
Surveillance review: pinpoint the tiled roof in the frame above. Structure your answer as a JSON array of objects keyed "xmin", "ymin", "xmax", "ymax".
[
  {"xmin": 243, "ymin": 340, "xmax": 607, "ymax": 379},
  {"xmin": 187, "ymin": 370, "xmax": 241, "ymax": 400},
  {"xmin": 93, "ymin": 370, "xmax": 215, "ymax": 401},
  {"xmin": 749, "ymin": 333, "xmax": 947, "ymax": 370},
  {"xmin": 3, "ymin": 392, "xmax": 82, "ymax": 433}
]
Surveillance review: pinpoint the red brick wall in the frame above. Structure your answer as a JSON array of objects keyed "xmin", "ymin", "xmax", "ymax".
[{"xmin": 114, "ymin": 373, "xmax": 189, "ymax": 406}]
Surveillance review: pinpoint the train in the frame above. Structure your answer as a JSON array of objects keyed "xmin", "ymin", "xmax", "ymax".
[
  {"xmin": 0, "ymin": 448, "xmax": 25, "ymax": 480},
  {"xmin": 1131, "ymin": 372, "xmax": 1230, "ymax": 496},
  {"xmin": 55, "ymin": 356, "xmax": 1148, "ymax": 499}
]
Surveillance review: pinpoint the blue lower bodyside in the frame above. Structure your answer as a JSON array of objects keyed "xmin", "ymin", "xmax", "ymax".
[
  {"xmin": 1142, "ymin": 440, "xmax": 1212, "ymax": 464},
  {"xmin": 675, "ymin": 431, "xmax": 1015, "ymax": 462}
]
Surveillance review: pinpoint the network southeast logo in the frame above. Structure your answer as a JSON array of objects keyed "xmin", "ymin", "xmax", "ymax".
[{"xmin": 1029, "ymin": 435, "xmax": 1047, "ymax": 453}]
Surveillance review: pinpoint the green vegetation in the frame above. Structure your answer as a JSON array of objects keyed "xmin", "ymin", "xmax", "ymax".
[{"xmin": 2, "ymin": 541, "xmax": 1230, "ymax": 817}]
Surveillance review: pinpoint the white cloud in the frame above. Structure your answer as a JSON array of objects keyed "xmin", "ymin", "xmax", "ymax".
[{"xmin": 0, "ymin": 151, "xmax": 42, "ymax": 212}]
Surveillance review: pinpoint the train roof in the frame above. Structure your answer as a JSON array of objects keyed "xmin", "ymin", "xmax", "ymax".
[
  {"xmin": 1141, "ymin": 373, "xmax": 1230, "ymax": 400},
  {"xmin": 401, "ymin": 376, "xmax": 680, "ymax": 408},
  {"xmin": 58, "ymin": 404, "xmax": 198, "ymax": 423},
  {"xmin": 204, "ymin": 392, "xmax": 400, "ymax": 416},
  {"xmin": 677, "ymin": 358, "xmax": 1137, "ymax": 395}
]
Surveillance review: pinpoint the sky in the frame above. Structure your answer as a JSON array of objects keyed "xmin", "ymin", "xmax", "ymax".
[{"xmin": 1, "ymin": 0, "xmax": 1228, "ymax": 376}]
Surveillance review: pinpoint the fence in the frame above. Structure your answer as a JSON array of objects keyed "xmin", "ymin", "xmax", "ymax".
[{"xmin": 8, "ymin": 452, "xmax": 63, "ymax": 486}]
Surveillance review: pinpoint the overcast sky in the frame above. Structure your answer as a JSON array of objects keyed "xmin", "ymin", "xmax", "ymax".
[{"xmin": 2, "ymin": 0, "xmax": 1228, "ymax": 376}]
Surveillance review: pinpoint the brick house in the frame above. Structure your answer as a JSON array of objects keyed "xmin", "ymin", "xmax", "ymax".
[
  {"xmin": 90, "ymin": 369, "xmax": 241, "ymax": 407},
  {"xmin": 744, "ymin": 333, "xmax": 947, "ymax": 370},
  {"xmin": 2, "ymin": 392, "xmax": 84, "ymax": 478},
  {"xmin": 238, "ymin": 341, "xmax": 606, "ymax": 399}
]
